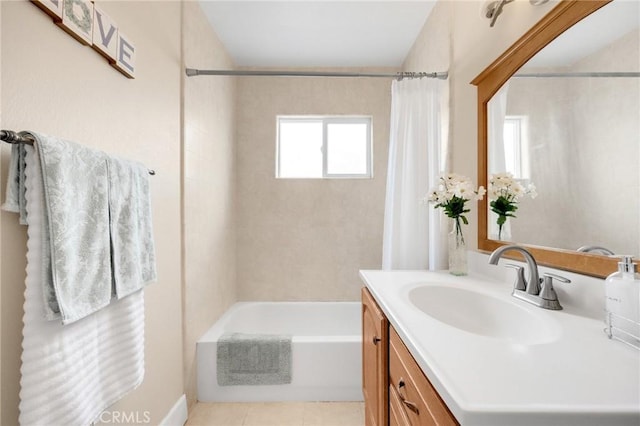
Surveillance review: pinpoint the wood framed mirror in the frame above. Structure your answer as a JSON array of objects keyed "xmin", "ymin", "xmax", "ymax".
[{"xmin": 471, "ymin": 0, "xmax": 634, "ymax": 278}]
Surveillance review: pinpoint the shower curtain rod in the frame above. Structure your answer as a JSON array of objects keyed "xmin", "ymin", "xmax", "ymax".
[
  {"xmin": 513, "ymin": 71, "xmax": 640, "ymax": 78},
  {"xmin": 0, "ymin": 130, "xmax": 156, "ymax": 175},
  {"xmin": 185, "ymin": 68, "xmax": 449, "ymax": 80}
]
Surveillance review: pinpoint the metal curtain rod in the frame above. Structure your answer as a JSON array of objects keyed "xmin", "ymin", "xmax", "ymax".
[
  {"xmin": 513, "ymin": 71, "xmax": 640, "ymax": 78},
  {"xmin": 0, "ymin": 130, "xmax": 156, "ymax": 175},
  {"xmin": 185, "ymin": 68, "xmax": 449, "ymax": 80}
]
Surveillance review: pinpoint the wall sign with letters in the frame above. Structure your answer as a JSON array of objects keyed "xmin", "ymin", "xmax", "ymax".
[{"xmin": 32, "ymin": 0, "xmax": 136, "ymax": 79}]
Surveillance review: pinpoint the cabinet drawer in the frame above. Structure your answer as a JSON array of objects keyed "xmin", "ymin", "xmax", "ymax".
[
  {"xmin": 389, "ymin": 327, "xmax": 459, "ymax": 426},
  {"xmin": 389, "ymin": 384, "xmax": 411, "ymax": 426}
]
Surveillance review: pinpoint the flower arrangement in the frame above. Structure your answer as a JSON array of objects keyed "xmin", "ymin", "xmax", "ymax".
[
  {"xmin": 426, "ymin": 173, "xmax": 486, "ymax": 243},
  {"xmin": 488, "ymin": 172, "xmax": 537, "ymax": 240}
]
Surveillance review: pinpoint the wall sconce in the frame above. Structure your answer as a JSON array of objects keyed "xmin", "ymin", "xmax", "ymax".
[{"xmin": 483, "ymin": 0, "xmax": 550, "ymax": 28}]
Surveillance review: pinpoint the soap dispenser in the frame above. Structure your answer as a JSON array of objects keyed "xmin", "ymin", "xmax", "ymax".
[{"xmin": 605, "ymin": 256, "xmax": 640, "ymax": 348}]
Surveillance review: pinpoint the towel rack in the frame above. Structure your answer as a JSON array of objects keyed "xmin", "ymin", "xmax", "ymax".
[{"xmin": 0, "ymin": 129, "xmax": 156, "ymax": 175}]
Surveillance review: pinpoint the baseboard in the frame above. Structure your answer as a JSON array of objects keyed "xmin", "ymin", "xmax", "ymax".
[{"xmin": 159, "ymin": 394, "xmax": 188, "ymax": 426}]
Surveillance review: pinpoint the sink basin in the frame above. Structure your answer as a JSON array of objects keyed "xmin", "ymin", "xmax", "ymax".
[{"xmin": 408, "ymin": 285, "xmax": 560, "ymax": 345}]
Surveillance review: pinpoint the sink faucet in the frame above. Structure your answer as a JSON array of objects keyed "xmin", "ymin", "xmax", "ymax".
[
  {"xmin": 488, "ymin": 244, "xmax": 570, "ymax": 310},
  {"xmin": 488, "ymin": 245, "xmax": 541, "ymax": 295},
  {"xmin": 577, "ymin": 245, "xmax": 615, "ymax": 256}
]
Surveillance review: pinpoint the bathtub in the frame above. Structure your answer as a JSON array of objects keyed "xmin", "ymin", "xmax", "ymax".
[{"xmin": 197, "ymin": 301, "xmax": 363, "ymax": 402}]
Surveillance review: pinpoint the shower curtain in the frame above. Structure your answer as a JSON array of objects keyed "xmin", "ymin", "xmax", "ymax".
[
  {"xmin": 382, "ymin": 77, "xmax": 448, "ymax": 270},
  {"xmin": 488, "ymin": 83, "xmax": 510, "ymax": 239},
  {"xmin": 488, "ymin": 82, "xmax": 509, "ymax": 174}
]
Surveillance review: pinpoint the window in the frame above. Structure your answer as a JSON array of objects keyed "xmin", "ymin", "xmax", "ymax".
[
  {"xmin": 503, "ymin": 116, "xmax": 530, "ymax": 179},
  {"xmin": 276, "ymin": 116, "xmax": 372, "ymax": 178}
]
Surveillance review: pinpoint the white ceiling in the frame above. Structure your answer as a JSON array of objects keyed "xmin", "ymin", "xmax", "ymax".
[{"xmin": 198, "ymin": 1, "xmax": 437, "ymax": 68}]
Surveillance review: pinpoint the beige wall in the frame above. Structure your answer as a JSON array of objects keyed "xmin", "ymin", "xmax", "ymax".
[
  {"xmin": 403, "ymin": 0, "xmax": 558, "ymax": 249},
  {"xmin": 233, "ymin": 0, "xmax": 558, "ymax": 300},
  {"xmin": 181, "ymin": 1, "xmax": 237, "ymax": 406},
  {"xmin": 236, "ymin": 71, "xmax": 393, "ymax": 301},
  {"xmin": 1, "ymin": 1, "xmax": 183, "ymax": 424}
]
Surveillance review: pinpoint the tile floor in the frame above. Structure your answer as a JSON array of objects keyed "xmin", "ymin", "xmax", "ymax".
[{"xmin": 185, "ymin": 402, "xmax": 364, "ymax": 426}]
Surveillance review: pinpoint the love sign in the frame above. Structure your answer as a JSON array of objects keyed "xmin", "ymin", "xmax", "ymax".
[{"xmin": 32, "ymin": 0, "xmax": 136, "ymax": 79}]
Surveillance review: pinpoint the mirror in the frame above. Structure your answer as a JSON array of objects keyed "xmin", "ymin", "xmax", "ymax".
[
  {"xmin": 488, "ymin": 1, "xmax": 640, "ymax": 256},
  {"xmin": 473, "ymin": 0, "xmax": 639, "ymax": 278}
]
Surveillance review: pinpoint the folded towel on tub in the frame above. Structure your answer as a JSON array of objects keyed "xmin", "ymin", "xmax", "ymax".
[
  {"xmin": 217, "ymin": 333, "xmax": 292, "ymax": 386},
  {"xmin": 107, "ymin": 156, "xmax": 157, "ymax": 298}
]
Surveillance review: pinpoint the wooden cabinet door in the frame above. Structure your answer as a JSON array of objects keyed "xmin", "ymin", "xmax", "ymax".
[{"xmin": 362, "ymin": 287, "xmax": 389, "ymax": 426}]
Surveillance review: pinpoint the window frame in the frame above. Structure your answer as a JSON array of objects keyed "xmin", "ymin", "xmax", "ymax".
[
  {"xmin": 276, "ymin": 115, "xmax": 373, "ymax": 179},
  {"xmin": 503, "ymin": 115, "xmax": 530, "ymax": 180}
]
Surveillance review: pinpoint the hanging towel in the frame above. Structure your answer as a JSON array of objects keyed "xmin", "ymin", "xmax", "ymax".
[
  {"xmin": 217, "ymin": 333, "xmax": 292, "ymax": 386},
  {"xmin": 19, "ymin": 145, "xmax": 145, "ymax": 426},
  {"xmin": 4, "ymin": 131, "xmax": 113, "ymax": 323},
  {"xmin": 2, "ymin": 143, "xmax": 28, "ymax": 224},
  {"xmin": 107, "ymin": 156, "xmax": 157, "ymax": 298}
]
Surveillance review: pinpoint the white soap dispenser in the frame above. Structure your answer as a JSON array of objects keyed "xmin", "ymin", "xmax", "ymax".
[{"xmin": 605, "ymin": 256, "xmax": 640, "ymax": 348}]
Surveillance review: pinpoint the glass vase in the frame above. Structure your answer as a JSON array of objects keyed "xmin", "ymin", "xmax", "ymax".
[
  {"xmin": 490, "ymin": 216, "xmax": 512, "ymax": 241},
  {"xmin": 497, "ymin": 221, "xmax": 512, "ymax": 242},
  {"xmin": 448, "ymin": 218, "xmax": 467, "ymax": 276}
]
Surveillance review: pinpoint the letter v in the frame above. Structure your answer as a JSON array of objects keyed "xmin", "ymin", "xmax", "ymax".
[{"xmin": 95, "ymin": 10, "xmax": 116, "ymax": 47}]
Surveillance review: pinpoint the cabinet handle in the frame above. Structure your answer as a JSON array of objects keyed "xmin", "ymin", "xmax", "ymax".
[
  {"xmin": 397, "ymin": 378, "xmax": 420, "ymax": 415},
  {"xmin": 372, "ymin": 336, "xmax": 381, "ymax": 345}
]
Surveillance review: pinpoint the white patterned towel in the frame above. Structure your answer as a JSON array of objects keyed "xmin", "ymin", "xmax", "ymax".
[
  {"xmin": 3, "ymin": 131, "xmax": 157, "ymax": 324},
  {"xmin": 107, "ymin": 156, "xmax": 157, "ymax": 298},
  {"xmin": 19, "ymin": 145, "xmax": 145, "ymax": 426},
  {"xmin": 5, "ymin": 131, "xmax": 112, "ymax": 323}
]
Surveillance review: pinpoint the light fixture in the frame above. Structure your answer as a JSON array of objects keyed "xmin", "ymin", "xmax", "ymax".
[{"xmin": 483, "ymin": 0, "xmax": 550, "ymax": 28}]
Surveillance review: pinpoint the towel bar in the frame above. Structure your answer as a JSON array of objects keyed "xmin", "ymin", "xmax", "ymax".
[{"xmin": 1, "ymin": 129, "xmax": 156, "ymax": 175}]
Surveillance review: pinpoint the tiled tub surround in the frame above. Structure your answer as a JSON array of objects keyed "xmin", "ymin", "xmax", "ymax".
[
  {"xmin": 197, "ymin": 302, "xmax": 363, "ymax": 402},
  {"xmin": 360, "ymin": 253, "xmax": 640, "ymax": 426}
]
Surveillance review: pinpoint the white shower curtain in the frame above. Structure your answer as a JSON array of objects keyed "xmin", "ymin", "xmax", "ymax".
[
  {"xmin": 488, "ymin": 82, "xmax": 510, "ymax": 174},
  {"xmin": 382, "ymin": 77, "xmax": 448, "ymax": 270},
  {"xmin": 488, "ymin": 83, "xmax": 510, "ymax": 239}
]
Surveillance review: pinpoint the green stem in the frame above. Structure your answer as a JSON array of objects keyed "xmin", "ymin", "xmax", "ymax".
[{"xmin": 455, "ymin": 217, "xmax": 465, "ymax": 245}]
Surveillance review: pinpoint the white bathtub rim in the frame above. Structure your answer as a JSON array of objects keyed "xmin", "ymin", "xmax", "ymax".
[{"xmin": 197, "ymin": 301, "xmax": 362, "ymax": 343}]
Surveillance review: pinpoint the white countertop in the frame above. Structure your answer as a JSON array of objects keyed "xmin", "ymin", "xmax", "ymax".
[{"xmin": 360, "ymin": 269, "xmax": 640, "ymax": 426}]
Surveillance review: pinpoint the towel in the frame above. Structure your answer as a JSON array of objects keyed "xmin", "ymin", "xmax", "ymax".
[
  {"xmin": 3, "ymin": 131, "xmax": 112, "ymax": 323},
  {"xmin": 217, "ymin": 333, "xmax": 292, "ymax": 386},
  {"xmin": 2, "ymin": 142, "xmax": 28, "ymax": 224},
  {"xmin": 3, "ymin": 131, "xmax": 157, "ymax": 324},
  {"xmin": 19, "ymin": 145, "xmax": 145, "ymax": 426},
  {"xmin": 107, "ymin": 156, "xmax": 157, "ymax": 298}
]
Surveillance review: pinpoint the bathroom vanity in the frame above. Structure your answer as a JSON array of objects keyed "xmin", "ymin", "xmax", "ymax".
[
  {"xmin": 360, "ymin": 269, "xmax": 640, "ymax": 426},
  {"xmin": 363, "ymin": 286, "xmax": 457, "ymax": 426}
]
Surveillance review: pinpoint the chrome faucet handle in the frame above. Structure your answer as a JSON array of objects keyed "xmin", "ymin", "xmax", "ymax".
[
  {"xmin": 539, "ymin": 272, "xmax": 571, "ymax": 310},
  {"xmin": 504, "ymin": 263, "xmax": 527, "ymax": 291}
]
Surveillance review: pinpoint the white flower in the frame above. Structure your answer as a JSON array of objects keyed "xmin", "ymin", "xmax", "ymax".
[
  {"xmin": 489, "ymin": 172, "xmax": 537, "ymax": 240},
  {"xmin": 425, "ymin": 173, "xmax": 484, "ymax": 222},
  {"xmin": 488, "ymin": 172, "xmax": 536, "ymax": 201},
  {"xmin": 526, "ymin": 183, "xmax": 538, "ymax": 199},
  {"xmin": 428, "ymin": 173, "xmax": 484, "ymax": 203},
  {"xmin": 476, "ymin": 186, "xmax": 486, "ymax": 200}
]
